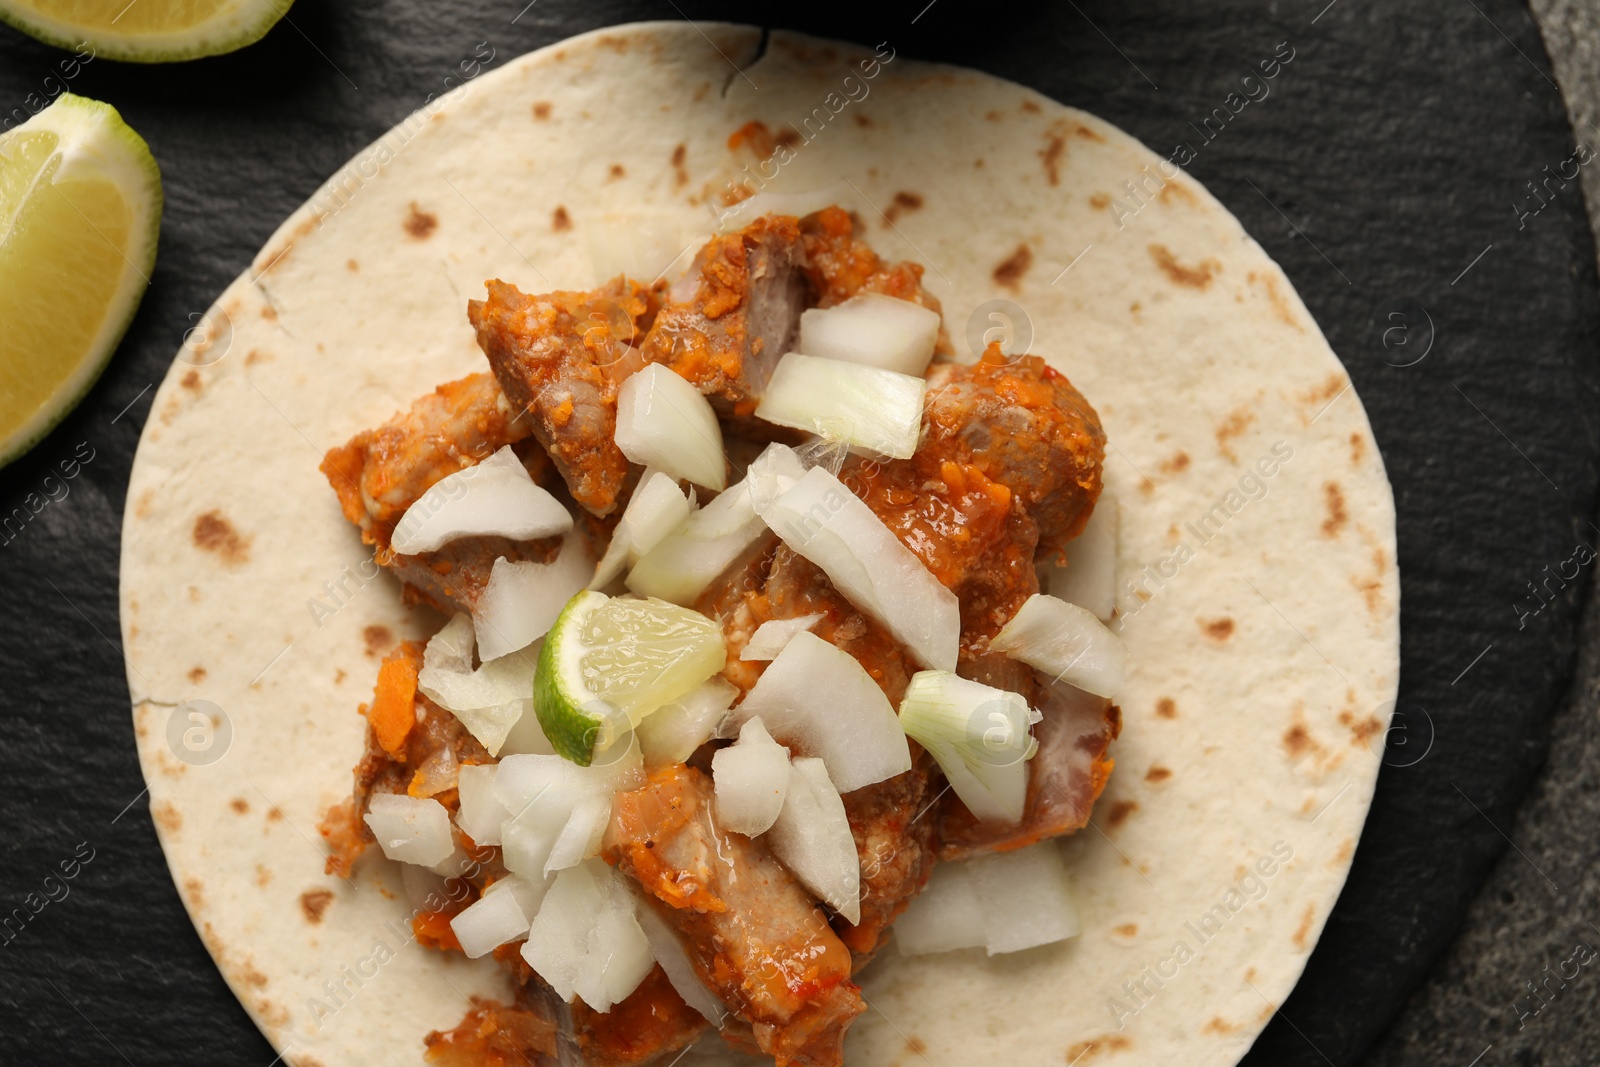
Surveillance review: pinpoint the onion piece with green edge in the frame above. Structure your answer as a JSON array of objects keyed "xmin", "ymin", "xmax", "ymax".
[
  {"xmin": 797, "ymin": 293, "xmax": 942, "ymax": 376},
  {"xmin": 615, "ymin": 364, "xmax": 727, "ymax": 490},
  {"xmin": 631, "ymin": 888, "xmax": 729, "ymax": 1023},
  {"xmin": 989, "ymin": 593, "xmax": 1127, "ymax": 698},
  {"xmin": 1046, "ymin": 492, "xmax": 1118, "ymax": 622},
  {"xmin": 626, "ymin": 479, "xmax": 767, "ymax": 605},
  {"xmin": 363, "ymin": 793, "xmax": 454, "ymax": 867},
  {"xmin": 897, "ymin": 670, "xmax": 1041, "ymax": 824},
  {"xmin": 894, "ymin": 842, "xmax": 1080, "ymax": 956},
  {"xmin": 591, "ymin": 470, "xmax": 695, "ymax": 590},
  {"xmin": 636, "ymin": 676, "xmax": 737, "ymax": 768},
  {"xmin": 755, "ymin": 353, "xmax": 925, "ymax": 460},
  {"xmin": 739, "ymin": 613, "xmax": 823, "ymax": 661},
  {"xmin": 454, "ymin": 764, "xmax": 509, "ymax": 846},
  {"xmin": 752, "ymin": 447, "xmax": 959, "ymax": 671},
  {"xmin": 521, "ymin": 859, "xmax": 653, "ymax": 1012},
  {"xmin": 712, "ymin": 717, "xmax": 791, "ymax": 836},
  {"xmin": 390, "ymin": 444, "xmax": 573, "ymax": 555},
  {"xmin": 728, "ymin": 630, "xmax": 910, "ymax": 794},
  {"xmin": 473, "ymin": 527, "xmax": 595, "ymax": 661},
  {"xmin": 767, "ymin": 756, "xmax": 860, "ymax": 924},
  {"xmin": 417, "ymin": 613, "xmax": 537, "ymax": 756},
  {"xmin": 717, "ymin": 183, "xmax": 850, "ymax": 233}
]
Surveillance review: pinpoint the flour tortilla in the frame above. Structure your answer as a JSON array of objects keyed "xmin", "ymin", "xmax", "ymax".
[{"xmin": 119, "ymin": 22, "xmax": 1399, "ymax": 1067}]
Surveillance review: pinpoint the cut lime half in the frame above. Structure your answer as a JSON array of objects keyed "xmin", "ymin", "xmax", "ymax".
[
  {"xmin": 0, "ymin": 92, "xmax": 161, "ymax": 469},
  {"xmin": 0, "ymin": 0, "xmax": 293, "ymax": 63},
  {"xmin": 535, "ymin": 591, "xmax": 726, "ymax": 765}
]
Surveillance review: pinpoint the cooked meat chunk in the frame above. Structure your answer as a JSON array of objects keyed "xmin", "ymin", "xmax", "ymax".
[
  {"xmin": 797, "ymin": 206, "xmax": 952, "ymax": 355},
  {"xmin": 424, "ymin": 990, "xmax": 560, "ymax": 1067},
  {"xmin": 937, "ymin": 672, "xmax": 1120, "ymax": 860},
  {"xmin": 320, "ymin": 374, "xmax": 561, "ymax": 616},
  {"xmin": 641, "ymin": 214, "xmax": 806, "ymax": 419},
  {"xmin": 572, "ymin": 966, "xmax": 709, "ymax": 1067},
  {"xmin": 605, "ymin": 765, "xmax": 864, "ymax": 1067},
  {"xmin": 921, "ymin": 344, "xmax": 1105, "ymax": 560},
  {"xmin": 470, "ymin": 276, "xmax": 658, "ymax": 516},
  {"xmin": 320, "ymin": 642, "xmax": 494, "ymax": 878},
  {"xmin": 834, "ymin": 749, "xmax": 938, "ymax": 964}
]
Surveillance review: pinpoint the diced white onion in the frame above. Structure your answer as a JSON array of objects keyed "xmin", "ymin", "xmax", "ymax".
[
  {"xmin": 418, "ymin": 613, "xmax": 538, "ymax": 756},
  {"xmin": 544, "ymin": 792, "xmax": 614, "ymax": 874},
  {"xmin": 474, "ymin": 528, "xmax": 595, "ymax": 661},
  {"xmin": 739, "ymin": 613, "xmax": 823, "ymax": 661},
  {"xmin": 454, "ymin": 764, "xmax": 509, "ymax": 846},
  {"xmin": 1047, "ymin": 493, "xmax": 1118, "ymax": 622},
  {"xmin": 767, "ymin": 756, "xmax": 861, "ymax": 925},
  {"xmin": 755, "ymin": 354, "xmax": 925, "ymax": 460},
  {"xmin": 499, "ymin": 672, "xmax": 559, "ymax": 756},
  {"xmin": 615, "ymin": 364, "xmax": 727, "ymax": 490},
  {"xmin": 895, "ymin": 842, "xmax": 1081, "ymax": 957},
  {"xmin": 494, "ymin": 752, "xmax": 643, "ymax": 880},
  {"xmin": 967, "ymin": 844, "xmax": 1081, "ymax": 954},
  {"xmin": 897, "ymin": 670, "xmax": 1040, "ymax": 824},
  {"xmin": 892, "ymin": 860, "xmax": 987, "ymax": 956},
  {"xmin": 626, "ymin": 479, "xmax": 767, "ymax": 605},
  {"xmin": 798, "ymin": 293, "xmax": 942, "ymax": 377},
  {"xmin": 390, "ymin": 444, "xmax": 573, "ymax": 555},
  {"xmin": 451, "ymin": 878, "xmax": 534, "ymax": 959},
  {"xmin": 712, "ymin": 718, "xmax": 791, "ymax": 836},
  {"xmin": 730, "ymin": 631, "xmax": 911, "ymax": 794},
  {"xmin": 989, "ymin": 594, "xmax": 1127, "ymax": 698},
  {"xmin": 363, "ymin": 793, "xmax": 455, "ymax": 867},
  {"xmin": 632, "ymin": 891, "xmax": 728, "ymax": 1024},
  {"xmin": 592, "ymin": 470, "xmax": 695, "ymax": 590},
  {"xmin": 752, "ymin": 448, "xmax": 959, "ymax": 672},
  {"xmin": 636, "ymin": 676, "xmax": 738, "ymax": 767},
  {"xmin": 522, "ymin": 859, "xmax": 654, "ymax": 1012},
  {"xmin": 409, "ymin": 745, "xmax": 460, "ymax": 798},
  {"xmin": 716, "ymin": 183, "xmax": 851, "ymax": 233}
]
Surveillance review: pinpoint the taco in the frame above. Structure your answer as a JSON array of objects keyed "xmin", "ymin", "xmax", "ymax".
[{"xmin": 120, "ymin": 21, "xmax": 1399, "ymax": 1067}]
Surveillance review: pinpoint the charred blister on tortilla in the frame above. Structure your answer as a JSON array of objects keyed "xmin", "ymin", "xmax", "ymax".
[{"xmin": 318, "ymin": 203, "xmax": 1125, "ymax": 1067}]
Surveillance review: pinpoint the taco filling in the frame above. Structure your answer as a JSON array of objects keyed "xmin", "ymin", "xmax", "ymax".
[{"xmin": 317, "ymin": 204, "xmax": 1122, "ymax": 1067}]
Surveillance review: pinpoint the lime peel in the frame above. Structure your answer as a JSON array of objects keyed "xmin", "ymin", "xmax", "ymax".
[{"xmin": 0, "ymin": 0, "xmax": 294, "ymax": 64}]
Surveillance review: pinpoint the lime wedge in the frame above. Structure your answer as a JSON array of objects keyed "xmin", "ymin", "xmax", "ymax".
[
  {"xmin": 0, "ymin": 93, "xmax": 160, "ymax": 469},
  {"xmin": 535, "ymin": 591, "xmax": 726, "ymax": 765},
  {"xmin": 0, "ymin": 0, "xmax": 292, "ymax": 63}
]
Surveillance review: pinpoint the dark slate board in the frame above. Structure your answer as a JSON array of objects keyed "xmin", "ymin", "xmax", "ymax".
[{"xmin": 1, "ymin": 1, "xmax": 1596, "ymax": 1064}]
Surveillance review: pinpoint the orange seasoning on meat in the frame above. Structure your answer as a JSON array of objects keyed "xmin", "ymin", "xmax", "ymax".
[{"xmin": 366, "ymin": 648, "xmax": 419, "ymax": 759}]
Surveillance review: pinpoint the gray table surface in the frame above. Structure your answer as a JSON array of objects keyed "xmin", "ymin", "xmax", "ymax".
[{"xmin": 1365, "ymin": 9, "xmax": 1600, "ymax": 1065}]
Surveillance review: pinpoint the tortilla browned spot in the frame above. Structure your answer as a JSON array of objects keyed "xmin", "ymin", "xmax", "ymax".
[
  {"xmin": 992, "ymin": 243, "xmax": 1032, "ymax": 290},
  {"xmin": 1039, "ymin": 129, "xmax": 1065, "ymax": 186},
  {"xmin": 904, "ymin": 1037, "xmax": 927, "ymax": 1055},
  {"xmin": 1148, "ymin": 242, "xmax": 1219, "ymax": 290},
  {"xmin": 230, "ymin": 798, "xmax": 249, "ymax": 814},
  {"xmin": 1158, "ymin": 181, "xmax": 1197, "ymax": 207},
  {"xmin": 1105, "ymin": 799, "xmax": 1138, "ymax": 828},
  {"xmin": 154, "ymin": 800, "xmax": 182, "ymax": 833},
  {"xmin": 181, "ymin": 370, "xmax": 201, "ymax": 392},
  {"xmin": 1090, "ymin": 192, "xmax": 1110, "ymax": 210},
  {"xmin": 1020, "ymin": 99, "xmax": 1040, "ymax": 113},
  {"xmin": 884, "ymin": 190, "xmax": 924, "ymax": 224},
  {"xmin": 1156, "ymin": 697, "xmax": 1178, "ymax": 719},
  {"xmin": 552, "ymin": 206, "xmax": 571, "ymax": 231},
  {"xmin": 1144, "ymin": 766, "xmax": 1172, "ymax": 783},
  {"xmin": 1202, "ymin": 617, "xmax": 1235, "ymax": 641},
  {"xmin": 1350, "ymin": 432, "xmax": 1366, "ymax": 465},
  {"xmin": 188, "ymin": 666, "xmax": 206, "ymax": 683},
  {"xmin": 242, "ymin": 964, "xmax": 269, "ymax": 988},
  {"xmin": 1283, "ymin": 722, "xmax": 1312, "ymax": 758},
  {"xmin": 193, "ymin": 510, "xmax": 250, "ymax": 565},
  {"xmin": 1214, "ymin": 403, "xmax": 1256, "ymax": 462},
  {"xmin": 185, "ymin": 876, "xmax": 204, "ymax": 909},
  {"xmin": 1322, "ymin": 482, "xmax": 1348, "ymax": 537},
  {"xmin": 363, "ymin": 624, "xmax": 395, "ymax": 657},
  {"xmin": 404, "ymin": 203, "xmax": 438, "ymax": 239},
  {"xmin": 1113, "ymin": 923, "xmax": 1138, "ymax": 937},
  {"xmin": 854, "ymin": 112, "xmax": 873, "ymax": 127},
  {"xmin": 300, "ymin": 888, "xmax": 334, "ymax": 924},
  {"xmin": 1065, "ymin": 1034, "xmax": 1132, "ymax": 1061},
  {"xmin": 532, "ymin": 101, "xmax": 551, "ymax": 119},
  {"xmin": 1202, "ymin": 1018, "xmax": 1238, "ymax": 1035},
  {"xmin": 608, "ymin": 163, "xmax": 625, "ymax": 180},
  {"xmin": 1160, "ymin": 451, "xmax": 1190, "ymax": 474},
  {"xmin": 345, "ymin": 258, "xmax": 359, "ymax": 272},
  {"xmin": 1292, "ymin": 904, "xmax": 1316, "ymax": 949}
]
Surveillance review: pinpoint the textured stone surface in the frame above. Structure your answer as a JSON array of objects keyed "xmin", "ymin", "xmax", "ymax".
[
  {"xmin": 0, "ymin": 3, "xmax": 1596, "ymax": 1066},
  {"xmin": 1361, "ymin": 4, "xmax": 1600, "ymax": 1065}
]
